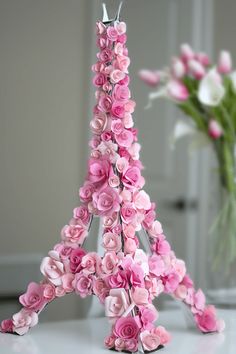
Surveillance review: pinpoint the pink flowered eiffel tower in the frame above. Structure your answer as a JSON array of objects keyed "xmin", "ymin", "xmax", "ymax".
[{"xmin": 0, "ymin": 3, "xmax": 224, "ymax": 353}]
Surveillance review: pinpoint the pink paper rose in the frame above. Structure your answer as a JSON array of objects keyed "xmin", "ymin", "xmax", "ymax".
[
  {"xmin": 104, "ymin": 334, "xmax": 116, "ymax": 349},
  {"xmin": 81, "ymin": 252, "xmax": 100, "ymax": 274},
  {"xmin": 93, "ymin": 73, "xmax": 106, "ymax": 87},
  {"xmin": 61, "ymin": 221, "xmax": 87, "ymax": 245},
  {"xmin": 93, "ymin": 278, "xmax": 109, "ymax": 303},
  {"xmin": 79, "ymin": 181, "xmax": 95, "ymax": 202},
  {"xmin": 133, "ymin": 190, "xmax": 151, "ymax": 210},
  {"xmin": 40, "ymin": 253, "xmax": 64, "ymax": 286},
  {"xmin": 101, "ymin": 251, "xmax": 119, "ymax": 274},
  {"xmin": 107, "ymin": 26, "xmax": 118, "ymax": 41},
  {"xmin": 90, "ymin": 112, "xmax": 107, "ymax": 135},
  {"xmin": 102, "ymin": 232, "xmax": 122, "ymax": 252},
  {"xmin": 61, "ymin": 273, "xmax": 75, "ymax": 293},
  {"xmin": 115, "ymin": 129, "xmax": 134, "ymax": 148},
  {"xmin": 69, "ymin": 247, "xmax": 86, "ymax": 273},
  {"xmin": 92, "ymin": 186, "xmax": 120, "ymax": 216},
  {"xmin": 19, "ymin": 282, "xmax": 46, "ymax": 311},
  {"xmin": 140, "ymin": 305, "xmax": 158, "ymax": 330},
  {"xmin": 110, "ymin": 69, "xmax": 126, "ymax": 84},
  {"xmin": 0, "ymin": 319, "xmax": 13, "ymax": 333},
  {"xmin": 148, "ymin": 220, "xmax": 163, "ymax": 237},
  {"xmin": 132, "ymin": 287, "xmax": 149, "ymax": 306},
  {"xmin": 73, "ymin": 206, "xmax": 90, "ymax": 225},
  {"xmin": 88, "ymin": 158, "xmax": 111, "ymax": 187},
  {"xmin": 114, "ymin": 317, "xmax": 140, "ymax": 340},
  {"xmin": 140, "ymin": 330, "xmax": 161, "ymax": 351},
  {"xmin": 108, "ymin": 270, "xmax": 128, "ymax": 289},
  {"xmin": 105, "ymin": 288, "xmax": 129, "ymax": 318},
  {"xmin": 73, "ymin": 273, "xmax": 93, "ymax": 298},
  {"xmin": 122, "ymin": 166, "xmax": 141, "ymax": 189},
  {"xmin": 43, "ymin": 283, "xmax": 56, "ymax": 301},
  {"xmin": 12, "ymin": 309, "xmax": 38, "ymax": 335},
  {"xmin": 98, "ymin": 94, "xmax": 113, "ymax": 113},
  {"xmin": 111, "ymin": 100, "xmax": 125, "ymax": 118},
  {"xmin": 113, "ymin": 84, "xmax": 130, "ymax": 101},
  {"xmin": 121, "ymin": 203, "xmax": 136, "ymax": 224},
  {"xmin": 195, "ymin": 305, "xmax": 224, "ymax": 333},
  {"xmin": 152, "ymin": 326, "xmax": 171, "ymax": 345}
]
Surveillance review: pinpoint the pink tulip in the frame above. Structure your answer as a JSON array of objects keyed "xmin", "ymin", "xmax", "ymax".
[
  {"xmin": 195, "ymin": 52, "xmax": 210, "ymax": 66},
  {"xmin": 208, "ymin": 119, "xmax": 223, "ymax": 139},
  {"xmin": 171, "ymin": 57, "xmax": 186, "ymax": 78},
  {"xmin": 180, "ymin": 43, "xmax": 195, "ymax": 62},
  {"xmin": 167, "ymin": 80, "xmax": 189, "ymax": 101},
  {"xmin": 138, "ymin": 69, "xmax": 160, "ymax": 87},
  {"xmin": 218, "ymin": 50, "xmax": 232, "ymax": 74},
  {"xmin": 188, "ymin": 59, "xmax": 206, "ymax": 79}
]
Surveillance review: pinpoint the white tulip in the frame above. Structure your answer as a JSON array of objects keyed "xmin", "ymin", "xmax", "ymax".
[{"xmin": 198, "ymin": 68, "xmax": 225, "ymax": 106}]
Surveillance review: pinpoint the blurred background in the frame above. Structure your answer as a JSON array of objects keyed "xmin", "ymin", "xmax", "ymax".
[{"xmin": 0, "ymin": 0, "xmax": 235, "ymax": 322}]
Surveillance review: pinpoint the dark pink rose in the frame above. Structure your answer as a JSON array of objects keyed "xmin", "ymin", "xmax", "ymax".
[
  {"xmin": 70, "ymin": 247, "xmax": 86, "ymax": 273},
  {"xmin": 162, "ymin": 272, "xmax": 179, "ymax": 293},
  {"xmin": 19, "ymin": 282, "xmax": 47, "ymax": 311},
  {"xmin": 93, "ymin": 73, "xmax": 106, "ymax": 87},
  {"xmin": 195, "ymin": 305, "xmax": 220, "ymax": 333},
  {"xmin": 99, "ymin": 48, "xmax": 113, "ymax": 63},
  {"xmin": 88, "ymin": 158, "xmax": 111, "ymax": 187},
  {"xmin": 122, "ymin": 166, "xmax": 141, "ymax": 189},
  {"xmin": 0, "ymin": 319, "xmax": 13, "ymax": 333},
  {"xmin": 93, "ymin": 278, "xmax": 110, "ymax": 303},
  {"xmin": 108, "ymin": 270, "xmax": 128, "ymax": 289},
  {"xmin": 114, "ymin": 317, "xmax": 140, "ymax": 340},
  {"xmin": 92, "ymin": 186, "xmax": 120, "ymax": 216}
]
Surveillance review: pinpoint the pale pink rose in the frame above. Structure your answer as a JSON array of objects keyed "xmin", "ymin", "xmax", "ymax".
[
  {"xmin": 128, "ymin": 143, "xmax": 140, "ymax": 160},
  {"xmin": 172, "ymin": 259, "xmax": 186, "ymax": 281},
  {"xmin": 61, "ymin": 273, "xmax": 75, "ymax": 293},
  {"xmin": 97, "ymin": 141, "xmax": 119, "ymax": 163},
  {"xmin": 180, "ymin": 43, "xmax": 195, "ymax": 62},
  {"xmin": 107, "ymin": 26, "xmax": 118, "ymax": 41},
  {"xmin": 174, "ymin": 284, "xmax": 187, "ymax": 300},
  {"xmin": 104, "ymin": 334, "xmax": 116, "ymax": 349},
  {"xmin": 118, "ymin": 33, "xmax": 127, "ymax": 44},
  {"xmin": 0, "ymin": 319, "xmax": 13, "ymax": 333},
  {"xmin": 93, "ymin": 278, "xmax": 109, "ymax": 303},
  {"xmin": 115, "ymin": 338, "xmax": 126, "ymax": 351},
  {"xmin": 113, "ymin": 84, "xmax": 130, "ymax": 101},
  {"xmin": 103, "ymin": 212, "xmax": 119, "ymax": 229},
  {"xmin": 115, "ymin": 21, "xmax": 127, "ymax": 35},
  {"xmin": 142, "ymin": 208, "xmax": 156, "ymax": 229},
  {"xmin": 88, "ymin": 158, "xmax": 111, "ymax": 187},
  {"xmin": 54, "ymin": 243, "xmax": 76, "ymax": 261},
  {"xmin": 40, "ymin": 255, "xmax": 64, "ymax": 286},
  {"xmin": 43, "ymin": 283, "xmax": 56, "ymax": 301},
  {"xmin": 61, "ymin": 222, "xmax": 87, "ymax": 245},
  {"xmin": 139, "ymin": 70, "xmax": 160, "ymax": 87},
  {"xmin": 124, "ymin": 237, "xmax": 138, "ymax": 254},
  {"xmin": 92, "ymin": 186, "xmax": 121, "ymax": 216},
  {"xmin": 115, "ymin": 129, "xmax": 134, "ymax": 148},
  {"xmin": 99, "ymin": 48, "xmax": 113, "ymax": 63},
  {"xmin": 97, "ymin": 35, "xmax": 109, "ymax": 49},
  {"xmin": 140, "ymin": 305, "xmax": 158, "ymax": 330},
  {"xmin": 116, "ymin": 55, "xmax": 130, "ymax": 73},
  {"xmin": 171, "ymin": 57, "xmax": 186, "ymax": 78},
  {"xmin": 124, "ymin": 339, "xmax": 138, "ymax": 352},
  {"xmin": 208, "ymin": 119, "xmax": 223, "ymax": 139},
  {"xmin": 195, "ymin": 305, "xmax": 221, "ymax": 333},
  {"xmin": 69, "ymin": 247, "xmax": 86, "ymax": 273},
  {"xmin": 188, "ymin": 59, "xmax": 206, "ymax": 79},
  {"xmin": 73, "ymin": 206, "xmax": 90, "ymax": 225},
  {"xmin": 103, "ymin": 232, "xmax": 122, "ymax": 252},
  {"xmin": 93, "ymin": 73, "xmax": 106, "ymax": 87},
  {"xmin": 110, "ymin": 69, "xmax": 126, "ymax": 84},
  {"xmin": 105, "ymin": 288, "xmax": 129, "ymax": 318},
  {"xmin": 122, "ymin": 166, "xmax": 141, "ymax": 189},
  {"xmin": 81, "ymin": 252, "xmax": 100, "ymax": 274},
  {"xmin": 152, "ymin": 326, "xmax": 171, "ymax": 345},
  {"xmin": 108, "ymin": 270, "xmax": 128, "ymax": 289},
  {"xmin": 193, "ymin": 289, "xmax": 206, "ymax": 312},
  {"xmin": 55, "ymin": 286, "xmax": 66, "ymax": 297},
  {"xmin": 79, "ymin": 182, "xmax": 95, "ymax": 202},
  {"xmin": 111, "ymin": 119, "xmax": 124, "ymax": 135},
  {"xmin": 114, "ymin": 317, "xmax": 140, "ymax": 340},
  {"xmin": 148, "ymin": 220, "xmax": 163, "ymax": 237},
  {"xmin": 121, "ymin": 203, "xmax": 136, "ymax": 223},
  {"xmin": 130, "ymin": 264, "xmax": 145, "ymax": 287},
  {"xmin": 13, "ymin": 309, "xmax": 38, "ymax": 336},
  {"xmin": 140, "ymin": 330, "xmax": 161, "ymax": 351},
  {"xmin": 116, "ymin": 157, "xmax": 128, "ymax": 173},
  {"xmin": 120, "ymin": 189, "xmax": 132, "ymax": 202},
  {"xmin": 123, "ymin": 224, "xmax": 135, "ymax": 238},
  {"xmin": 218, "ymin": 50, "xmax": 232, "ymax": 74},
  {"xmin": 19, "ymin": 282, "xmax": 46, "ymax": 311},
  {"xmin": 108, "ymin": 175, "xmax": 120, "ymax": 188},
  {"xmin": 145, "ymin": 278, "xmax": 164, "ymax": 298},
  {"xmin": 124, "ymin": 100, "xmax": 136, "ymax": 113},
  {"xmin": 96, "ymin": 21, "xmax": 106, "ymax": 35},
  {"xmin": 132, "ymin": 287, "xmax": 149, "ymax": 306},
  {"xmin": 101, "ymin": 251, "xmax": 119, "ymax": 274},
  {"xmin": 114, "ymin": 42, "xmax": 124, "ymax": 55},
  {"xmin": 148, "ymin": 255, "xmax": 166, "ymax": 277},
  {"xmin": 73, "ymin": 273, "xmax": 92, "ymax": 298},
  {"xmin": 134, "ymin": 249, "xmax": 149, "ymax": 275},
  {"xmin": 133, "ymin": 190, "xmax": 151, "ymax": 210},
  {"xmin": 155, "ymin": 236, "xmax": 171, "ymax": 255},
  {"xmin": 90, "ymin": 112, "xmax": 107, "ymax": 135},
  {"xmin": 98, "ymin": 94, "xmax": 112, "ymax": 112},
  {"xmin": 163, "ymin": 272, "xmax": 179, "ymax": 293},
  {"xmin": 123, "ymin": 113, "xmax": 134, "ymax": 128},
  {"xmin": 167, "ymin": 80, "xmax": 189, "ymax": 101}
]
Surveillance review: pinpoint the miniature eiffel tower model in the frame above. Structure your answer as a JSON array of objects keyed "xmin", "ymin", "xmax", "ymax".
[{"xmin": 0, "ymin": 3, "xmax": 224, "ymax": 353}]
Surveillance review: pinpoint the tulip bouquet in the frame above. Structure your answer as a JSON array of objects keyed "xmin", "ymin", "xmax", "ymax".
[{"xmin": 140, "ymin": 45, "xmax": 236, "ymax": 270}]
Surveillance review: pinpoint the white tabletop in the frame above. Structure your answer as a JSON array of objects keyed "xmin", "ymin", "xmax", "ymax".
[{"xmin": 0, "ymin": 309, "xmax": 235, "ymax": 354}]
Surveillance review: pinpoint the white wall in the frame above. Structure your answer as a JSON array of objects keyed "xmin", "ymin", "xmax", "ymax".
[{"xmin": 0, "ymin": 0, "xmax": 93, "ymax": 320}]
